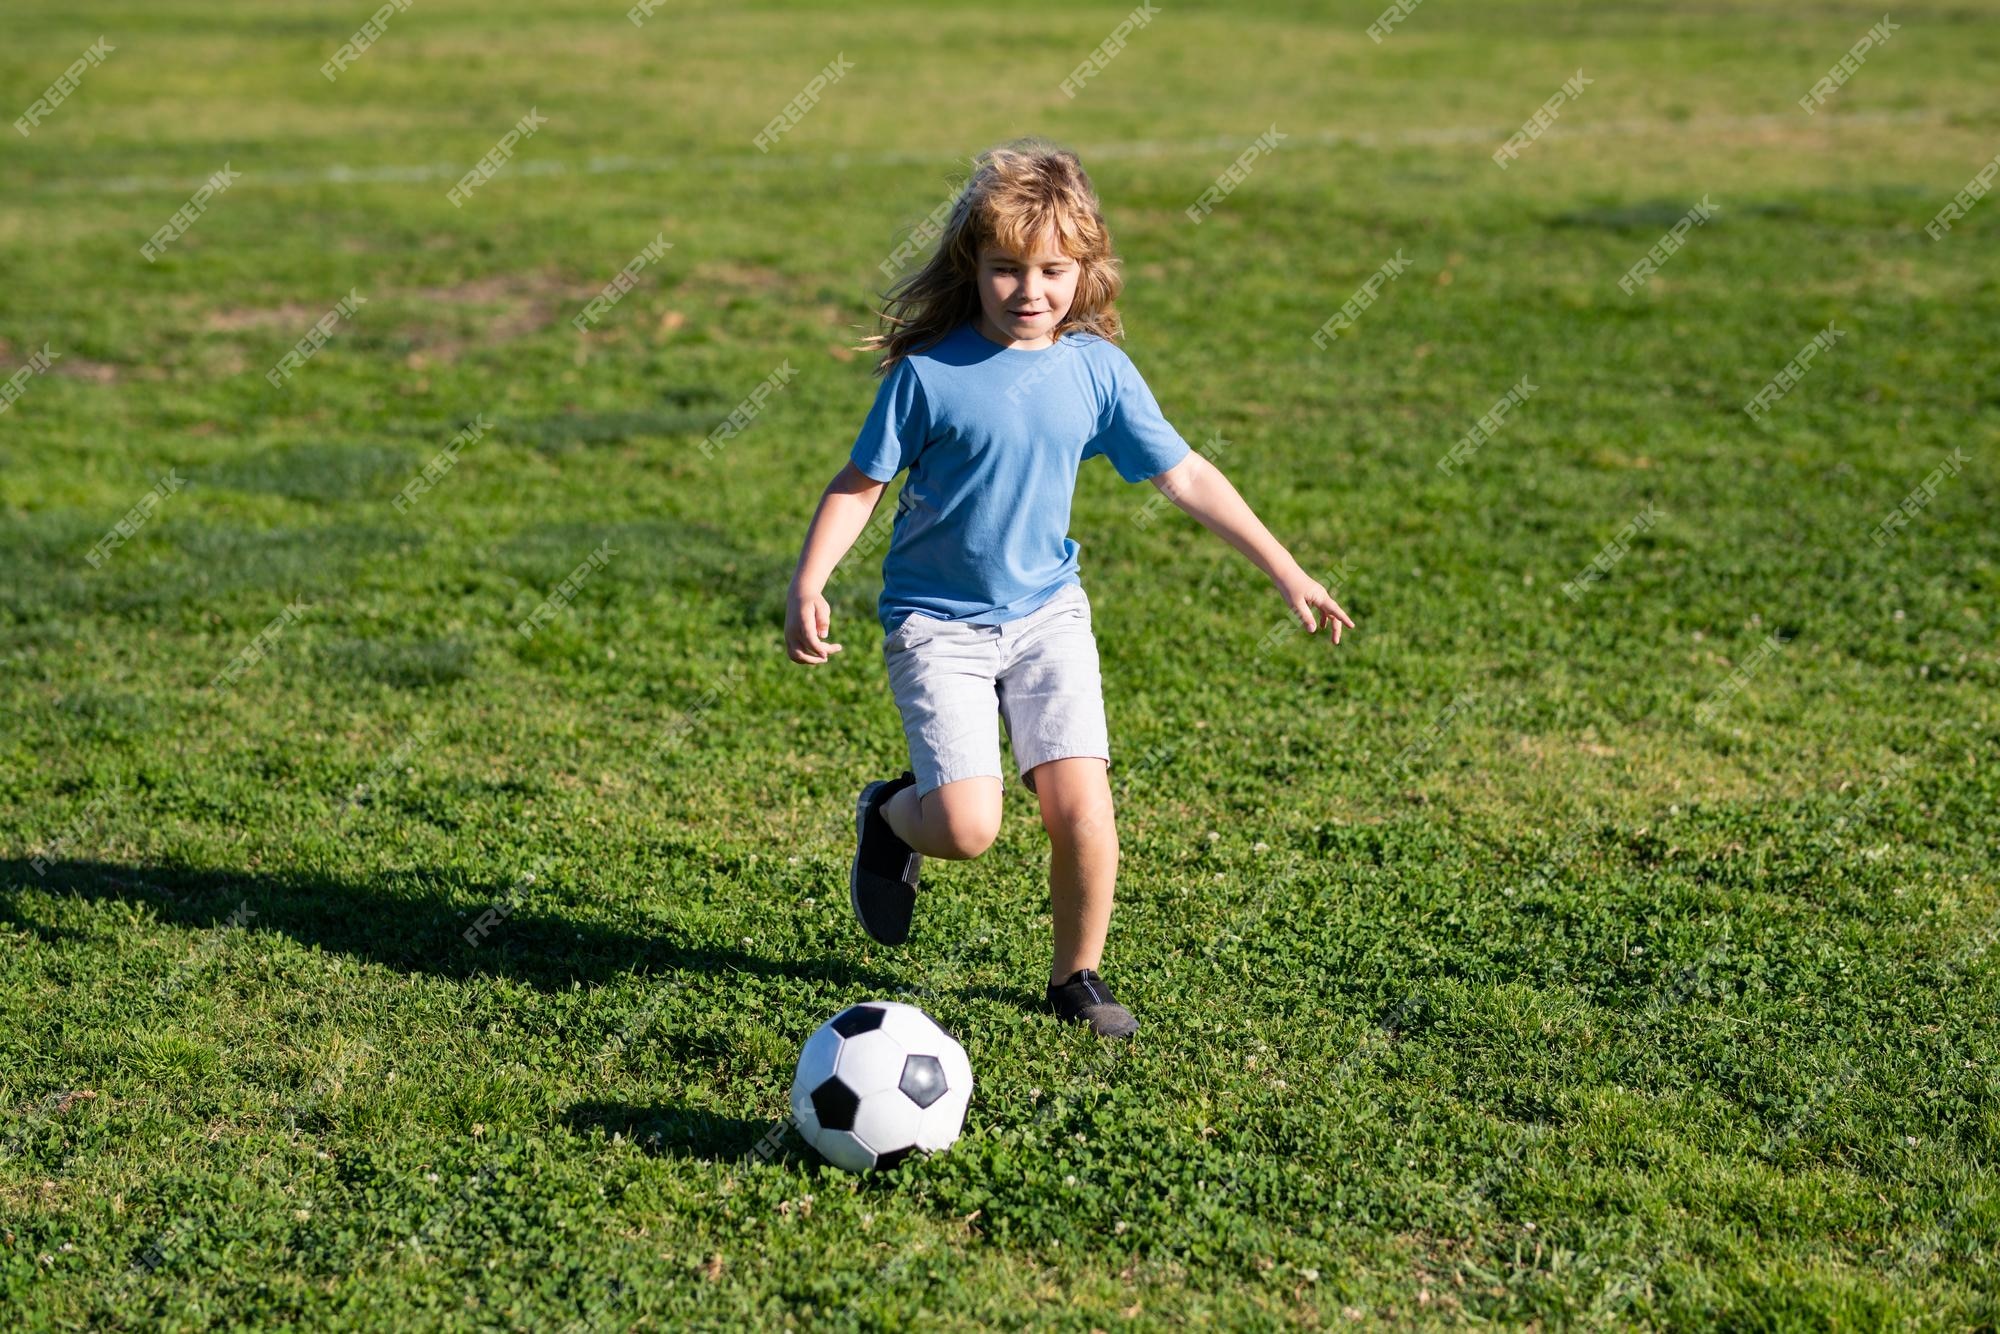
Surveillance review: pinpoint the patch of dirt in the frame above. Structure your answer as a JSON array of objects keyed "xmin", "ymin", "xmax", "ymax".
[
  {"xmin": 205, "ymin": 303, "xmax": 322, "ymax": 333},
  {"xmin": 397, "ymin": 269, "xmax": 608, "ymax": 365},
  {"xmin": 690, "ymin": 260, "xmax": 788, "ymax": 295},
  {"xmin": 50, "ymin": 354, "xmax": 124, "ymax": 383},
  {"xmin": 200, "ymin": 270, "xmax": 620, "ymax": 369}
]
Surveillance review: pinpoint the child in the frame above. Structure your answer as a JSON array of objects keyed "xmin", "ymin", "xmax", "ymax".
[{"xmin": 784, "ymin": 137, "xmax": 1352, "ymax": 1038}]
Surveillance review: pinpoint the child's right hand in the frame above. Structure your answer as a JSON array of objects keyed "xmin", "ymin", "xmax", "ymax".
[{"xmin": 785, "ymin": 583, "xmax": 842, "ymax": 665}]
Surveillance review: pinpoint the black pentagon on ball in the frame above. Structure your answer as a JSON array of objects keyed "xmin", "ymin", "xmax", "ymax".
[
  {"xmin": 810, "ymin": 1076, "xmax": 860, "ymax": 1132},
  {"xmin": 830, "ymin": 1005, "xmax": 886, "ymax": 1038},
  {"xmin": 873, "ymin": 1145, "xmax": 918, "ymax": 1171},
  {"xmin": 898, "ymin": 1053, "xmax": 948, "ymax": 1108}
]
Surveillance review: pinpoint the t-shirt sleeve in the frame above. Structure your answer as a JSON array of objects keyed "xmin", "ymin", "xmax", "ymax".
[
  {"xmin": 1082, "ymin": 348, "xmax": 1193, "ymax": 483},
  {"xmin": 848, "ymin": 358, "xmax": 930, "ymax": 482}
]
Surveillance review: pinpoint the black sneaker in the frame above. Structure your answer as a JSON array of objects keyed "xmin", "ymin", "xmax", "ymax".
[
  {"xmin": 1045, "ymin": 968, "xmax": 1139, "ymax": 1038},
  {"xmin": 851, "ymin": 770, "xmax": 922, "ymax": 944}
]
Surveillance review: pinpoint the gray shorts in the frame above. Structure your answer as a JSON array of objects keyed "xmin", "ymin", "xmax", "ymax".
[{"xmin": 883, "ymin": 582, "xmax": 1110, "ymax": 799}]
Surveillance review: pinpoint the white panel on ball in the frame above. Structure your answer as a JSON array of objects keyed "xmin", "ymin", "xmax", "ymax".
[
  {"xmin": 793, "ymin": 1025, "xmax": 842, "ymax": 1093},
  {"xmin": 813, "ymin": 1127, "xmax": 876, "ymax": 1173},
  {"xmin": 788, "ymin": 1084, "xmax": 822, "ymax": 1142},
  {"xmin": 916, "ymin": 1086, "xmax": 971, "ymax": 1151},
  {"xmin": 850, "ymin": 1087, "xmax": 924, "ymax": 1157},
  {"xmin": 876, "ymin": 1003, "xmax": 949, "ymax": 1055},
  {"xmin": 833, "ymin": 1029, "xmax": 908, "ymax": 1097}
]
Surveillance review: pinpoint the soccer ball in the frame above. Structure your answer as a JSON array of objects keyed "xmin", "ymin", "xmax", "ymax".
[{"xmin": 789, "ymin": 1001, "xmax": 973, "ymax": 1172}]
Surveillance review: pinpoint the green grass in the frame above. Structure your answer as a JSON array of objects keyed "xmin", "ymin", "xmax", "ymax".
[{"xmin": 4, "ymin": 0, "xmax": 1999, "ymax": 1328}]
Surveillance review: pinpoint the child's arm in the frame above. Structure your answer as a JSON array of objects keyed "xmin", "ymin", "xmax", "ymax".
[
  {"xmin": 786, "ymin": 461, "xmax": 888, "ymax": 665},
  {"xmin": 1149, "ymin": 452, "xmax": 1355, "ymax": 646}
]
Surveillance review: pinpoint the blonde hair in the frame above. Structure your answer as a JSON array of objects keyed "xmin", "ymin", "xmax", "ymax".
[{"xmin": 861, "ymin": 137, "xmax": 1124, "ymax": 375}]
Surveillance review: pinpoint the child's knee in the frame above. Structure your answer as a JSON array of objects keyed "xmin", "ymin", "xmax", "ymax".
[
  {"xmin": 1043, "ymin": 799, "xmax": 1116, "ymax": 845},
  {"xmin": 936, "ymin": 811, "xmax": 1000, "ymax": 858},
  {"xmin": 924, "ymin": 782, "xmax": 1002, "ymax": 858}
]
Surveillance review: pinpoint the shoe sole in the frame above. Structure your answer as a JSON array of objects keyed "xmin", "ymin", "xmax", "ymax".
[
  {"xmin": 850, "ymin": 780, "xmax": 921, "ymax": 944},
  {"xmin": 850, "ymin": 781, "xmax": 881, "ymax": 936},
  {"xmin": 1086, "ymin": 1010, "xmax": 1139, "ymax": 1039}
]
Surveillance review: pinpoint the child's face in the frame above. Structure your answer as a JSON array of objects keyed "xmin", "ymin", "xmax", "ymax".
[{"xmin": 973, "ymin": 229, "xmax": 1081, "ymax": 350}]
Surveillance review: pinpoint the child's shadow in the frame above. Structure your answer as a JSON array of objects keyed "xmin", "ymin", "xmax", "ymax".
[{"xmin": 2, "ymin": 856, "xmax": 904, "ymax": 995}]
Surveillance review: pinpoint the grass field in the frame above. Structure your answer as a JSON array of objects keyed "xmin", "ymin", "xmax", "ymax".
[{"xmin": 4, "ymin": 0, "xmax": 1999, "ymax": 1328}]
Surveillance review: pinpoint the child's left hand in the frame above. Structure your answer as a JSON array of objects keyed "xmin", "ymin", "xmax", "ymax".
[{"xmin": 1276, "ymin": 569, "xmax": 1355, "ymax": 646}]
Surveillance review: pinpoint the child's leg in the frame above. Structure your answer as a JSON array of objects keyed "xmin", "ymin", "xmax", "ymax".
[
  {"xmin": 1025, "ymin": 757, "xmax": 1119, "ymax": 985},
  {"xmin": 881, "ymin": 776, "xmax": 1002, "ymax": 860}
]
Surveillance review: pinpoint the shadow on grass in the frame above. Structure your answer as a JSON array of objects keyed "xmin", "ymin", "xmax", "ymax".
[
  {"xmin": 561, "ymin": 1099, "xmax": 925, "ymax": 1175},
  {"xmin": 2, "ymin": 856, "xmax": 905, "ymax": 996},
  {"xmin": 561, "ymin": 1100, "xmax": 783, "ymax": 1163}
]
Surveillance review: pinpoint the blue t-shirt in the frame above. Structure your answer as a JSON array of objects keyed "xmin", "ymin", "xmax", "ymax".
[{"xmin": 848, "ymin": 320, "xmax": 1192, "ymax": 634}]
